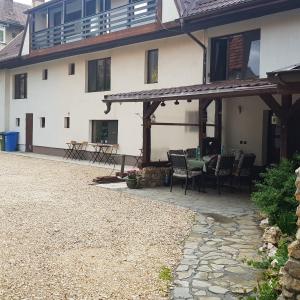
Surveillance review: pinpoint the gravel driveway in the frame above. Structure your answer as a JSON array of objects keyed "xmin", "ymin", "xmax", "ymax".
[{"xmin": 0, "ymin": 153, "xmax": 193, "ymax": 299}]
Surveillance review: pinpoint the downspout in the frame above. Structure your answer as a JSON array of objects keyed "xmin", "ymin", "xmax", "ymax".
[
  {"xmin": 179, "ymin": 18, "xmax": 207, "ymax": 84},
  {"xmin": 186, "ymin": 32, "xmax": 207, "ymax": 84},
  {"xmin": 179, "ymin": 17, "xmax": 208, "ymax": 148}
]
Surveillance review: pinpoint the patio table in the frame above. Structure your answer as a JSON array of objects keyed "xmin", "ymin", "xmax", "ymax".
[
  {"xmin": 90, "ymin": 143, "xmax": 112, "ymax": 163},
  {"xmin": 64, "ymin": 142, "xmax": 77, "ymax": 160}
]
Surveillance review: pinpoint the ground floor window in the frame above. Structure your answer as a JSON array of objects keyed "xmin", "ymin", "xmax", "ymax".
[{"xmin": 91, "ymin": 120, "xmax": 118, "ymax": 144}]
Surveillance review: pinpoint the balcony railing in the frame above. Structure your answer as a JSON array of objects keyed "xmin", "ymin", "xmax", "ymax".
[{"xmin": 31, "ymin": 0, "xmax": 157, "ymax": 50}]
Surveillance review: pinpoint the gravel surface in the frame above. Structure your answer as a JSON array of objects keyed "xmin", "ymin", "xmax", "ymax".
[{"xmin": 0, "ymin": 153, "xmax": 194, "ymax": 299}]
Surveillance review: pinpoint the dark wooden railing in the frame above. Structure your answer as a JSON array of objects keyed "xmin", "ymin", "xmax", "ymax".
[{"xmin": 31, "ymin": 0, "xmax": 157, "ymax": 50}]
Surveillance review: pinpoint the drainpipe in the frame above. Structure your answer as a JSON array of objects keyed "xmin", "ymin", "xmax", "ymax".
[
  {"xmin": 178, "ymin": 18, "xmax": 208, "ymax": 148},
  {"xmin": 186, "ymin": 32, "xmax": 207, "ymax": 84},
  {"xmin": 179, "ymin": 18, "xmax": 207, "ymax": 84}
]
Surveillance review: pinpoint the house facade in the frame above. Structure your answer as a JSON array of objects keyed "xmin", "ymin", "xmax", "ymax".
[
  {"xmin": 0, "ymin": 0, "xmax": 29, "ymax": 50},
  {"xmin": 0, "ymin": 0, "xmax": 300, "ymax": 166}
]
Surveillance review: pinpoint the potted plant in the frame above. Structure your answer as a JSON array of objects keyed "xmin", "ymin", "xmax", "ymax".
[{"xmin": 126, "ymin": 170, "xmax": 142, "ymax": 189}]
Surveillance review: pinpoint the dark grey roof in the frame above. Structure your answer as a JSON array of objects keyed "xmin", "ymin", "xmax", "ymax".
[
  {"xmin": 0, "ymin": 0, "xmax": 30, "ymax": 27},
  {"xmin": 104, "ymin": 79, "xmax": 277, "ymax": 102},
  {"xmin": 0, "ymin": 30, "xmax": 23, "ymax": 62},
  {"xmin": 176, "ymin": 0, "xmax": 280, "ymax": 18}
]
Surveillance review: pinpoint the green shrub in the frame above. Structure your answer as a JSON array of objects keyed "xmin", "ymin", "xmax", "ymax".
[
  {"xmin": 257, "ymin": 279, "xmax": 279, "ymax": 300},
  {"xmin": 252, "ymin": 156, "xmax": 300, "ymax": 235},
  {"xmin": 246, "ymin": 238, "xmax": 289, "ymax": 300}
]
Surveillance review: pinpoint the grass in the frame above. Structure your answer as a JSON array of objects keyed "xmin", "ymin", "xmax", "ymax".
[{"xmin": 159, "ymin": 266, "xmax": 173, "ymax": 282}]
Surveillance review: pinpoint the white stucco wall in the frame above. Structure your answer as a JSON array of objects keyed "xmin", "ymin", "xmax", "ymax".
[
  {"xmin": 162, "ymin": 0, "xmax": 179, "ymax": 23},
  {"xmin": 206, "ymin": 8, "xmax": 300, "ymax": 165},
  {"xmin": 0, "ymin": 70, "xmax": 10, "ymax": 132},
  {"xmin": 7, "ymin": 33, "xmax": 203, "ymax": 159},
  {"xmin": 3, "ymin": 8, "xmax": 300, "ymax": 164}
]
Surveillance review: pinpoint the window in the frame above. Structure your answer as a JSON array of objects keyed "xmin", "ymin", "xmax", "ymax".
[
  {"xmin": 16, "ymin": 118, "xmax": 20, "ymax": 127},
  {"xmin": 68, "ymin": 63, "xmax": 75, "ymax": 75},
  {"xmin": 42, "ymin": 69, "xmax": 48, "ymax": 80},
  {"xmin": 64, "ymin": 117, "xmax": 70, "ymax": 128},
  {"xmin": 88, "ymin": 58, "xmax": 111, "ymax": 92},
  {"xmin": 14, "ymin": 73, "xmax": 27, "ymax": 99},
  {"xmin": 146, "ymin": 49, "xmax": 158, "ymax": 84},
  {"xmin": 40, "ymin": 117, "xmax": 46, "ymax": 128},
  {"xmin": 210, "ymin": 30, "xmax": 260, "ymax": 81},
  {"xmin": 91, "ymin": 120, "xmax": 118, "ymax": 144},
  {"xmin": 0, "ymin": 26, "xmax": 5, "ymax": 43}
]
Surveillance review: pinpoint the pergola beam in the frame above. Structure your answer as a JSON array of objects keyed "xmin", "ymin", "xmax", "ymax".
[{"xmin": 259, "ymin": 93, "xmax": 282, "ymax": 118}]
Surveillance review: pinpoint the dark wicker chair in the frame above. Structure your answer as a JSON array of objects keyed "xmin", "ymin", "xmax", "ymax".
[
  {"xmin": 233, "ymin": 154, "xmax": 256, "ymax": 192},
  {"xmin": 186, "ymin": 148, "xmax": 197, "ymax": 159},
  {"xmin": 203, "ymin": 155, "xmax": 235, "ymax": 194},
  {"xmin": 169, "ymin": 149, "xmax": 185, "ymax": 155},
  {"xmin": 169, "ymin": 154, "xmax": 202, "ymax": 195}
]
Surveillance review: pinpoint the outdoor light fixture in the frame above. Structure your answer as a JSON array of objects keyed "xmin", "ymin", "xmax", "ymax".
[
  {"xmin": 161, "ymin": 101, "xmax": 166, "ymax": 107},
  {"xmin": 174, "ymin": 100, "xmax": 179, "ymax": 105},
  {"xmin": 187, "ymin": 99, "xmax": 192, "ymax": 103}
]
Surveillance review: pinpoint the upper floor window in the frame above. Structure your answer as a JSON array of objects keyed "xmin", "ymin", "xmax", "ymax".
[
  {"xmin": 42, "ymin": 69, "xmax": 48, "ymax": 80},
  {"xmin": 210, "ymin": 30, "xmax": 260, "ymax": 82},
  {"xmin": 0, "ymin": 26, "xmax": 6, "ymax": 43},
  {"xmin": 68, "ymin": 63, "xmax": 75, "ymax": 75},
  {"xmin": 146, "ymin": 49, "xmax": 158, "ymax": 84},
  {"xmin": 87, "ymin": 57, "xmax": 111, "ymax": 92},
  {"xmin": 14, "ymin": 73, "xmax": 27, "ymax": 99}
]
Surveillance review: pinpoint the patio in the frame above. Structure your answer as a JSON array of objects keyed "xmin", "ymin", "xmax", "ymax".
[{"xmin": 109, "ymin": 185, "xmax": 262, "ymax": 299}]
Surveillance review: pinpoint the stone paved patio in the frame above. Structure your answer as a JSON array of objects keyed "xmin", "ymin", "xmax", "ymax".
[{"xmin": 121, "ymin": 187, "xmax": 263, "ymax": 300}]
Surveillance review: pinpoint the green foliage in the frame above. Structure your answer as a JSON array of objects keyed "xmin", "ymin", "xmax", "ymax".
[
  {"xmin": 257, "ymin": 279, "xmax": 279, "ymax": 300},
  {"xmin": 159, "ymin": 266, "xmax": 172, "ymax": 282},
  {"xmin": 252, "ymin": 156, "xmax": 300, "ymax": 234},
  {"xmin": 245, "ymin": 238, "xmax": 289, "ymax": 300},
  {"xmin": 247, "ymin": 257, "xmax": 271, "ymax": 270}
]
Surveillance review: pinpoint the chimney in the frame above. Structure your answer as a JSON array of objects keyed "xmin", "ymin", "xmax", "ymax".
[
  {"xmin": 32, "ymin": 0, "xmax": 45, "ymax": 7},
  {"xmin": 3, "ymin": 0, "xmax": 13, "ymax": 16}
]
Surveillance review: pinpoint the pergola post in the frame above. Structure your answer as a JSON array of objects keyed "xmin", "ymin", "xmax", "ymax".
[
  {"xmin": 280, "ymin": 94, "xmax": 292, "ymax": 159},
  {"xmin": 214, "ymin": 98, "xmax": 222, "ymax": 150},
  {"xmin": 142, "ymin": 102, "xmax": 152, "ymax": 164},
  {"xmin": 198, "ymin": 99, "xmax": 204, "ymax": 149},
  {"xmin": 142, "ymin": 101, "xmax": 161, "ymax": 164}
]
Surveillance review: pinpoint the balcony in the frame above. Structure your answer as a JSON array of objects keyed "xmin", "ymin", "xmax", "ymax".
[{"xmin": 31, "ymin": 0, "xmax": 158, "ymax": 50}]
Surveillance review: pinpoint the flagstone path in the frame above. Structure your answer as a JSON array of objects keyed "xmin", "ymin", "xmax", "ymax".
[{"xmin": 123, "ymin": 187, "xmax": 263, "ymax": 300}]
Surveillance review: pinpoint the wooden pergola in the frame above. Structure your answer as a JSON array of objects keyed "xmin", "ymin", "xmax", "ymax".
[{"xmin": 103, "ymin": 78, "xmax": 300, "ymax": 165}]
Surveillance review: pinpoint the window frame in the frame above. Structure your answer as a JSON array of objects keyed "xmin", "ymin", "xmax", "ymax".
[
  {"xmin": 14, "ymin": 73, "xmax": 28, "ymax": 99},
  {"xmin": 87, "ymin": 57, "xmax": 111, "ymax": 93},
  {"xmin": 68, "ymin": 63, "xmax": 75, "ymax": 75},
  {"xmin": 91, "ymin": 120, "xmax": 118, "ymax": 144},
  {"xmin": 40, "ymin": 117, "xmax": 46, "ymax": 128},
  {"xmin": 146, "ymin": 49, "xmax": 158, "ymax": 84},
  {"xmin": 64, "ymin": 116, "xmax": 70, "ymax": 128},
  {"xmin": 42, "ymin": 69, "xmax": 48, "ymax": 80},
  {"xmin": 210, "ymin": 29, "xmax": 260, "ymax": 82}
]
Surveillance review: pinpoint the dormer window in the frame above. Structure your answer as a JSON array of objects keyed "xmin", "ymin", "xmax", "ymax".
[
  {"xmin": 0, "ymin": 26, "xmax": 6, "ymax": 44},
  {"xmin": 210, "ymin": 30, "xmax": 260, "ymax": 81}
]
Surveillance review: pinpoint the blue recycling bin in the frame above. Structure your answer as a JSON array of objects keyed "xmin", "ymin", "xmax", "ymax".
[{"xmin": 4, "ymin": 132, "xmax": 19, "ymax": 151}]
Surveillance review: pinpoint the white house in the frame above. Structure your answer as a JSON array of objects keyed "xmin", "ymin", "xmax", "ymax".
[{"xmin": 0, "ymin": 0, "xmax": 300, "ymax": 166}]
